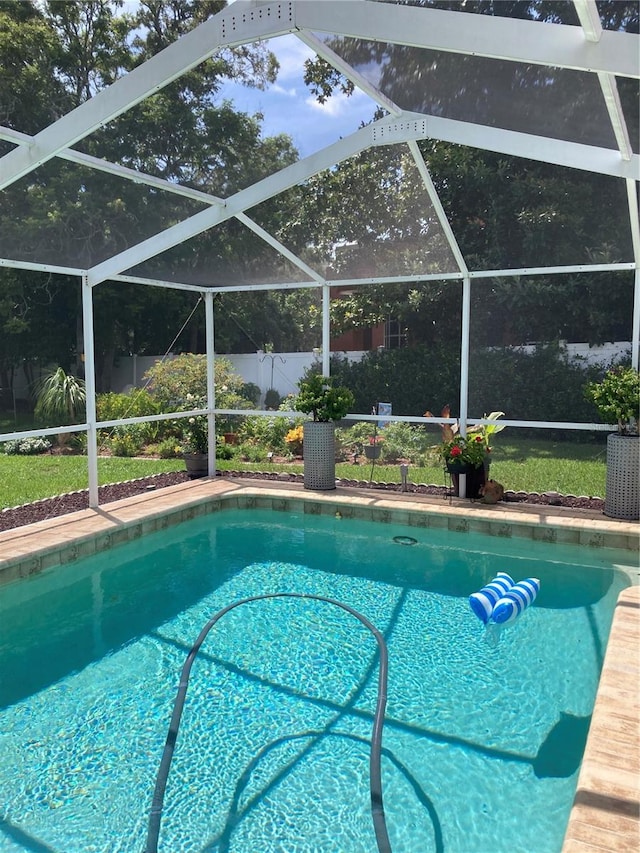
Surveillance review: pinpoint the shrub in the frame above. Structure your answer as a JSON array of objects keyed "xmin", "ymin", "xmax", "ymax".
[
  {"xmin": 2, "ymin": 437, "xmax": 52, "ymax": 455},
  {"xmin": 237, "ymin": 442, "xmax": 268, "ymax": 463},
  {"xmin": 34, "ymin": 367, "xmax": 86, "ymax": 425},
  {"xmin": 109, "ymin": 427, "xmax": 144, "ymax": 457},
  {"xmin": 157, "ymin": 438, "xmax": 182, "ymax": 459},
  {"xmin": 241, "ymin": 382, "xmax": 261, "ymax": 406},
  {"xmin": 294, "ymin": 372, "xmax": 354, "ymax": 422},
  {"xmin": 239, "ymin": 414, "xmax": 299, "ymax": 450},
  {"xmin": 143, "ymin": 354, "xmax": 255, "ymax": 434},
  {"xmin": 97, "ymin": 389, "xmax": 164, "ymax": 444},
  {"xmin": 216, "ymin": 440, "xmax": 234, "ymax": 460}
]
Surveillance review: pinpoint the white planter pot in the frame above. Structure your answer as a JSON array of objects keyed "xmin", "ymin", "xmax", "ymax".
[
  {"xmin": 303, "ymin": 421, "xmax": 336, "ymax": 490},
  {"xmin": 604, "ymin": 433, "xmax": 639, "ymax": 520}
]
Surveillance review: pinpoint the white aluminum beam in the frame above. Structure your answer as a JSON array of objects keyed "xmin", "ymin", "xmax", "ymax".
[
  {"xmin": 81, "ymin": 275, "xmax": 99, "ymax": 507},
  {"xmin": 295, "ymin": 29, "xmax": 402, "ymax": 117},
  {"xmin": 374, "ymin": 113, "xmax": 640, "ymax": 181},
  {"xmin": 112, "ymin": 274, "xmax": 322, "ymax": 292},
  {"xmin": 295, "ymin": 0, "xmax": 640, "ymax": 79},
  {"xmin": 407, "ymin": 140, "xmax": 468, "ymax": 276},
  {"xmin": 573, "ymin": 0, "xmax": 603, "ymax": 42},
  {"xmin": 0, "ymin": 126, "xmax": 226, "ymax": 206},
  {"xmin": 470, "ymin": 262, "xmax": 635, "ymax": 278},
  {"xmin": 236, "ymin": 213, "xmax": 323, "ymax": 282},
  {"xmin": 597, "ymin": 73, "xmax": 633, "ymax": 161},
  {"xmin": 87, "ymin": 125, "xmax": 375, "ymax": 286},
  {"xmin": 0, "ymin": 1, "xmax": 298, "ymax": 191},
  {"xmin": 0, "ymin": 258, "xmax": 84, "ymax": 276}
]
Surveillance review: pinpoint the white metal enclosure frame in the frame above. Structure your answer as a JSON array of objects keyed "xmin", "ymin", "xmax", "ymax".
[{"xmin": 0, "ymin": 0, "xmax": 638, "ymax": 507}]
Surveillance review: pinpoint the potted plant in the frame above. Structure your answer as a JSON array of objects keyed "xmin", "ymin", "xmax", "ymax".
[
  {"xmin": 585, "ymin": 366, "xmax": 639, "ymax": 519},
  {"xmin": 180, "ymin": 394, "xmax": 209, "ymax": 479},
  {"xmin": 364, "ymin": 434, "xmax": 384, "ymax": 460},
  {"xmin": 428, "ymin": 407, "xmax": 504, "ymax": 498},
  {"xmin": 294, "ymin": 373, "xmax": 354, "ymax": 489}
]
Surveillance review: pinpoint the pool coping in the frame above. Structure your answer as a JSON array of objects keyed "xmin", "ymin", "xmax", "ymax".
[
  {"xmin": 1, "ymin": 478, "xmax": 638, "ymax": 585},
  {"xmin": 0, "ymin": 476, "xmax": 638, "ymax": 852}
]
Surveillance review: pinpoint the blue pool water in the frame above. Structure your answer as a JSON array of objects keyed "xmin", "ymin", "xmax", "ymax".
[{"xmin": 0, "ymin": 509, "xmax": 633, "ymax": 853}]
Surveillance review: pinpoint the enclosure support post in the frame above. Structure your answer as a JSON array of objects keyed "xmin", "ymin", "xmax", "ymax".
[
  {"xmin": 322, "ymin": 282, "xmax": 331, "ymax": 376},
  {"xmin": 205, "ymin": 291, "xmax": 216, "ymax": 477},
  {"xmin": 633, "ymin": 268, "xmax": 639, "ymax": 371},
  {"xmin": 626, "ymin": 179, "xmax": 639, "ymax": 370},
  {"xmin": 458, "ymin": 275, "xmax": 471, "ymax": 499},
  {"xmin": 82, "ymin": 274, "xmax": 99, "ymax": 508}
]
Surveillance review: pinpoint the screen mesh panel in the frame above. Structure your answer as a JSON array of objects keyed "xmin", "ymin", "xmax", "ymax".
[
  {"xmin": 318, "ymin": 36, "xmax": 618, "ymax": 150},
  {"xmin": 0, "ymin": 159, "xmax": 208, "ymax": 269},
  {"xmin": 329, "ymin": 280, "xmax": 462, "ymax": 416},
  {"xmin": 248, "ymin": 144, "xmax": 460, "ymax": 282},
  {"xmin": 124, "ymin": 216, "xmax": 316, "ymax": 287},
  {"xmin": 428, "ymin": 157, "xmax": 634, "ymax": 271},
  {"xmin": 467, "ymin": 272, "xmax": 634, "ymax": 422}
]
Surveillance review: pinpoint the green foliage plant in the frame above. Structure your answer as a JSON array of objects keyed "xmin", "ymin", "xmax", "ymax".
[
  {"xmin": 34, "ymin": 367, "xmax": 86, "ymax": 425},
  {"xmin": 109, "ymin": 428, "xmax": 143, "ymax": 458},
  {"xmin": 294, "ymin": 373, "xmax": 354, "ymax": 422},
  {"xmin": 156, "ymin": 438, "xmax": 182, "ymax": 459},
  {"xmin": 179, "ymin": 394, "xmax": 208, "ymax": 455},
  {"xmin": 439, "ymin": 433, "xmax": 488, "ymax": 469},
  {"xmin": 143, "ymin": 354, "xmax": 254, "ymax": 434},
  {"xmin": 2, "ymin": 437, "xmax": 52, "ymax": 455},
  {"xmin": 467, "ymin": 411, "xmax": 506, "ymax": 451},
  {"xmin": 585, "ymin": 366, "xmax": 640, "ymax": 435}
]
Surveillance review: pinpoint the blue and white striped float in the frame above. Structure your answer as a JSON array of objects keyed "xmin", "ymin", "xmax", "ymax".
[
  {"xmin": 468, "ymin": 572, "xmax": 515, "ymax": 624},
  {"xmin": 491, "ymin": 578, "xmax": 540, "ymax": 624}
]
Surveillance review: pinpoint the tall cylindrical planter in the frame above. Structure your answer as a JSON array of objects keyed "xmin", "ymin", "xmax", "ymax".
[
  {"xmin": 604, "ymin": 434, "xmax": 640, "ymax": 520},
  {"xmin": 303, "ymin": 421, "xmax": 336, "ymax": 490}
]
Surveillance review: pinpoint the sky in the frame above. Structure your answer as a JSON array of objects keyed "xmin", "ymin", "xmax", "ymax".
[{"xmin": 217, "ymin": 33, "xmax": 380, "ymax": 159}]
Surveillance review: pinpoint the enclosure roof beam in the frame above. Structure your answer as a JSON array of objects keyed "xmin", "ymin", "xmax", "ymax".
[
  {"xmin": 573, "ymin": 0, "xmax": 603, "ymax": 41},
  {"xmin": 87, "ymin": 124, "xmax": 375, "ymax": 286},
  {"xmin": 294, "ymin": 0, "xmax": 640, "ymax": 78},
  {"xmin": 294, "ymin": 29, "xmax": 402, "ymax": 117},
  {"xmin": 374, "ymin": 113, "xmax": 640, "ymax": 181},
  {"xmin": 0, "ymin": 0, "xmax": 300, "ymax": 191},
  {"xmin": 407, "ymin": 141, "xmax": 468, "ymax": 276},
  {"xmin": 0, "ymin": 127, "xmax": 226, "ymax": 207}
]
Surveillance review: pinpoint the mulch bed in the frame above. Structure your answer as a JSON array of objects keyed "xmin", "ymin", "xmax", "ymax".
[{"xmin": 0, "ymin": 468, "xmax": 605, "ymax": 533}]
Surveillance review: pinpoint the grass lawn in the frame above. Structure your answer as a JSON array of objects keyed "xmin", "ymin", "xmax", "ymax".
[
  {"xmin": 0, "ymin": 455, "xmax": 185, "ymax": 510},
  {"xmin": 220, "ymin": 438, "xmax": 607, "ymax": 498},
  {"xmin": 0, "ymin": 438, "xmax": 607, "ymax": 511}
]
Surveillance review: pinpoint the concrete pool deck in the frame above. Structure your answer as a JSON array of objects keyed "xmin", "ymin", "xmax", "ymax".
[{"xmin": 0, "ymin": 476, "xmax": 638, "ymax": 851}]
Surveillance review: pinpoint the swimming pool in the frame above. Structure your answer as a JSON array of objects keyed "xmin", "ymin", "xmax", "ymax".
[{"xmin": 0, "ymin": 507, "xmax": 633, "ymax": 853}]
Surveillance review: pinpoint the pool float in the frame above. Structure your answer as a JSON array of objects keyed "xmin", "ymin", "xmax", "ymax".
[
  {"xmin": 491, "ymin": 578, "xmax": 540, "ymax": 624},
  {"xmin": 469, "ymin": 572, "xmax": 515, "ymax": 624}
]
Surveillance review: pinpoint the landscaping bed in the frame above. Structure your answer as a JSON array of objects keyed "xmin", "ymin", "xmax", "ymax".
[{"xmin": 0, "ymin": 469, "xmax": 605, "ymax": 532}]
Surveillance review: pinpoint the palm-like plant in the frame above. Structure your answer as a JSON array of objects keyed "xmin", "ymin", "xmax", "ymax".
[{"xmin": 34, "ymin": 367, "xmax": 86, "ymax": 426}]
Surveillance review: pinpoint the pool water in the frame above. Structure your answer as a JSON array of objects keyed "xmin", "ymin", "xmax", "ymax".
[{"xmin": 0, "ymin": 509, "xmax": 633, "ymax": 853}]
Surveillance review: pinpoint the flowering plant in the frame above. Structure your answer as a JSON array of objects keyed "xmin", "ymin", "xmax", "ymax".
[
  {"xmin": 285, "ymin": 424, "xmax": 304, "ymax": 452},
  {"xmin": 439, "ymin": 433, "xmax": 487, "ymax": 469},
  {"xmin": 368, "ymin": 435, "xmax": 384, "ymax": 445},
  {"xmin": 426, "ymin": 406, "xmax": 504, "ymax": 468},
  {"xmin": 180, "ymin": 394, "xmax": 208, "ymax": 454}
]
